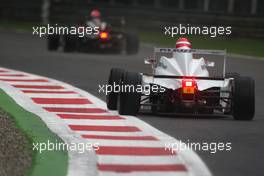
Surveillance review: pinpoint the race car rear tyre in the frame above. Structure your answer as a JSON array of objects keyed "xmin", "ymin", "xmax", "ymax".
[
  {"xmin": 233, "ymin": 76, "xmax": 255, "ymax": 120},
  {"xmin": 63, "ymin": 35, "xmax": 76, "ymax": 52},
  {"xmin": 106, "ymin": 68, "xmax": 125, "ymax": 110},
  {"xmin": 47, "ymin": 35, "xmax": 59, "ymax": 51},
  {"xmin": 126, "ymin": 33, "xmax": 139, "ymax": 55},
  {"xmin": 118, "ymin": 71, "xmax": 142, "ymax": 115}
]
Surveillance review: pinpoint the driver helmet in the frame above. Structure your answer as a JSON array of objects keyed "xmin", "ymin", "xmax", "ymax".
[
  {"xmin": 90, "ymin": 9, "xmax": 101, "ymax": 18},
  {"xmin": 175, "ymin": 37, "xmax": 192, "ymax": 49}
]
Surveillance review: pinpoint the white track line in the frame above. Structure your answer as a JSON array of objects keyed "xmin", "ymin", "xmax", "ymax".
[
  {"xmin": 39, "ymin": 104, "xmax": 98, "ymax": 108},
  {"xmin": 76, "ymin": 131, "xmax": 149, "ymax": 137},
  {"xmin": 63, "ymin": 119, "xmax": 137, "ymax": 126},
  {"xmin": 98, "ymin": 155, "xmax": 182, "ymax": 165},
  {"xmin": 20, "ymin": 88, "xmax": 77, "ymax": 92},
  {"xmin": 26, "ymin": 94, "xmax": 84, "ymax": 98},
  {"xmin": 82, "ymin": 139, "xmax": 168, "ymax": 147},
  {"xmin": 99, "ymin": 172, "xmax": 188, "ymax": 176}
]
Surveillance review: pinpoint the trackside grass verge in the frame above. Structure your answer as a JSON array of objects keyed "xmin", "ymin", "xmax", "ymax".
[
  {"xmin": 0, "ymin": 20, "xmax": 38, "ymax": 31},
  {"xmin": 1, "ymin": 20, "xmax": 263, "ymax": 58},
  {"xmin": 0, "ymin": 89, "xmax": 68, "ymax": 176},
  {"xmin": 0, "ymin": 108, "xmax": 32, "ymax": 176},
  {"xmin": 139, "ymin": 31, "xmax": 264, "ymax": 58}
]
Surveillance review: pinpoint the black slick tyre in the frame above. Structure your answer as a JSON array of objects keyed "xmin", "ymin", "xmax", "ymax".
[
  {"xmin": 106, "ymin": 68, "xmax": 125, "ymax": 110},
  {"xmin": 125, "ymin": 33, "xmax": 139, "ymax": 55},
  {"xmin": 233, "ymin": 76, "xmax": 255, "ymax": 120},
  {"xmin": 118, "ymin": 71, "xmax": 142, "ymax": 115},
  {"xmin": 47, "ymin": 35, "xmax": 59, "ymax": 51}
]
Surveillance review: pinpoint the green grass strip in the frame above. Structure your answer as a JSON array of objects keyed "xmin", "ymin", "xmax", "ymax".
[
  {"xmin": 1, "ymin": 20, "xmax": 263, "ymax": 58},
  {"xmin": 0, "ymin": 89, "xmax": 68, "ymax": 176},
  {"xmin": 0, "ymin": 20, "xmax": 37, "ymax": 31}
]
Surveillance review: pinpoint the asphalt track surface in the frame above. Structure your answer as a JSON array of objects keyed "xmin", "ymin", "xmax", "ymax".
[{"xmin": 0, "ymin": 31, "xmax": 263, "ymax": 176}]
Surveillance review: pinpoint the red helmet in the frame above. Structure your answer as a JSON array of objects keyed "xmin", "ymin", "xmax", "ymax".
[
  {"xmin": 175, "ymin": 37, "xmax": 192, "ymax": 49},
  {"xmin": 90, "ymin": 9, "xmax": 101, "ymax": 18}
]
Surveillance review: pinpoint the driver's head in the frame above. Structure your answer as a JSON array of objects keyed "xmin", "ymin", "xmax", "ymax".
[
  {"xmin": 175, "ymin": 37, "xmax": 192, "ymax": 49},
  {"xmin": 90, "ymin": 9, "xmax": 101, "ymax": 19}
]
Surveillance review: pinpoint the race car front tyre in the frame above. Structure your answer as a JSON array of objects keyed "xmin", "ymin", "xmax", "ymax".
[
  {"xmin": 118, "ymin": 71, "xmax": 142, "ymax": 115},
  {"xmin": 233, "ymin": 76, "xmax": 255, "ymax": 120},
  {"xmin": 126, "ymin": 33, "xmax": 139, "ymax": 55},
  {"xmin": 63, "ymin": 35, "xmax": 76, "ymax": 52},
  {"xmin": 106, "ymin": 68, "xmax": 125, "ymax": 110},
  {"xmin": 47, "ymin": 35, "xmax": 59, "ymax": 51}
]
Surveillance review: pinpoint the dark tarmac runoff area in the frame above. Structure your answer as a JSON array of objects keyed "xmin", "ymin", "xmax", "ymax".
[{"xmin": 0, "ymin": 30, "xmax": 264, "ymax": 176}]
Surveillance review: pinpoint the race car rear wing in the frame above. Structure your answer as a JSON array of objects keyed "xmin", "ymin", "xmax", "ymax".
[
  {"xmin": 143, "ymin": 74, "xmax": 225, "ymax": 80},
  {"xmin": 153, "ymin": 48, "xmax": 226, "ymax": 56},
  {"xmin": 152, "ymin": 75, "xmax": 225, "ymax": 80},
  {"xmin": 104, "ymin": 16, "xmax": 126, "ymax": 27},
  {"xmin": 152, "ymin": 47, "xmax": 227, "ymax": 78}
]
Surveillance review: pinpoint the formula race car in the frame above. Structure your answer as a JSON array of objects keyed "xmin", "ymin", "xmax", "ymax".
[
  {"xmin": 106, "ymin": 38, "xmax": 255, "ymax": 120},
  {"xmin": 47, "ymin": 9, "xmax": 139, "ymax": 54}
]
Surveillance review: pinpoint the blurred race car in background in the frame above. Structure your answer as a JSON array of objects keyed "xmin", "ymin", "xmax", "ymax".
[
  {"xmin": 47, "ymin": 9, "xmax": 139, "ymax": 54},
  {"xmin": 106, "ymin": 38, "xmax": 255, "ymax": 120}
]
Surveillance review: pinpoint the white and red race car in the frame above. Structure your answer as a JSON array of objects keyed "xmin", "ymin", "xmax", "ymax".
[{"xmin": 106, "ymin": 38, "xmax": 255, "ymax": 120}]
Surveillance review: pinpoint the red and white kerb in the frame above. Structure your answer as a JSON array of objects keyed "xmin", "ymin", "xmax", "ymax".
[
  {"xmin": 175, "ymin": 37, "xmax": 192, "ymax": 49},
  {"xmin": 0, "ymin": 67, "xmax": 211, "ymax": 176}
]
